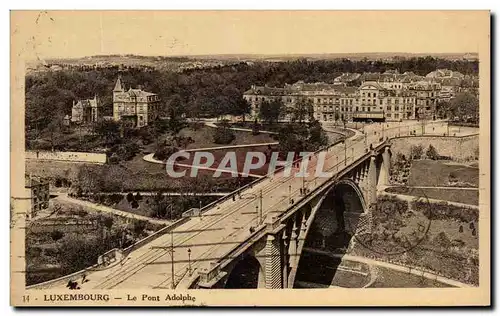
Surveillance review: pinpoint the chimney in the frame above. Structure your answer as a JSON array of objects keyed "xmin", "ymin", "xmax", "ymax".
[{"xmin": 137, "ymin": 85, "xmax": 143, "ymax": 90}]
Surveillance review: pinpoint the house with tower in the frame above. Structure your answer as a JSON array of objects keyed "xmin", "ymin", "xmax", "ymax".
[{"xmin": 112, "ymin": 76, "xmax": 160, "ymax": 128}]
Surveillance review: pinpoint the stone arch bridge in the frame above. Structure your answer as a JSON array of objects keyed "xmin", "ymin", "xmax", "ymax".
[{"xmin": 28, "ymin": 121, "xmax": 448, "ymax": 290}]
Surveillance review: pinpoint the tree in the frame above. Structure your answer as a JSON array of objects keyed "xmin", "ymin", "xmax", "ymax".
[
  {"xmin": 290, "ymin": 98, "xmax": 314, "ymax": 123},
  {"xmin": 73, "ymin": 165, "xmax": 104, "ymax": 195},
  {"xmin": 150, "ymin": 191, "xmax": 168, "ymax": 218},
  {"xmin": 135, "ymin": 192, "xmax": 143, "ymax": 201},
  {"xmin": 410, "ymin": 144, "xmax": 424, "ymax": 160},
  {"xmin": 93, "ymin": 119, "xmax": 121, "ymax": 145},
  {"xmin": 132, "ymin": 220, "xmax": 147, "ymax": 236},
  {"xmin": 50, "ymin": 230, "xmax": 64, "ymax": 242},
  {"xmin": 45, "ymin": 115, "xmax": 64, "ymax": 151},
  {"xmin": 153, "ymin": 145, "xmax": 179, "ymax": 161},
  {"xmin": 449, "ymin": 92, "xmax": 479, "ymax": 123},
  {"xmin": 251, "ymin": 118, "xmax": 260, "ymax": 135},
  {"xmin": 102, "ymin": 216, "xmax": 114, "ymax": 230},
  {"xmin": 57, "ymin": 235, "xmax": 109, "ymax": 274},
  {"xmin": 308, "ymin": 119, "xmax": 328, "ymax": 148},
  {"xmin": 426, "ymin": 144, "xmax": 439, "ymax": 160},
  {"xmin": 259, "ymin": 99, "xmax": 283, "ymax": 124},
  {"xmin": 212, "ymin": 123, "xmax": 235, "ymax": 144},
  {"xmin": 167, "ymin": 94, "xmax": 186, "ymax": 133}
]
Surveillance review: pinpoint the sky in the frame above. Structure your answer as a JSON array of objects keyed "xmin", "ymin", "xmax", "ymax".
[{"xmin": 11, "ymin": 11, "xmax": 488, "ymax": 59}]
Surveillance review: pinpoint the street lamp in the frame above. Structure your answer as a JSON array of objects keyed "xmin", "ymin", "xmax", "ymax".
[
  {"xmin": 242, "ymin": 192, "xmax": 263, "ymax": 225},
  {"xmin": 288, "ymin": 185, "xmax": 292, "ymax": 204},
  {"xmin": 187, "ymin": 248, "xmax": 192, "ymax": 276},
  {"xmin": 340, "ymin": 117, "xmax": 347, "ymax": 166},
  {"xmin": 170, "ymin": 227, "xmax": 175, "ymax": 289}
]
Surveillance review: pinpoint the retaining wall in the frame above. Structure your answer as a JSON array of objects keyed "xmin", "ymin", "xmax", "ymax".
[
  {"xmin": 390, "ymin": 134, "xmax": 479, "ymax": 161},
  {"xmin": 25, "ymin": 151, "xmax": 107, "ymax": 164}
]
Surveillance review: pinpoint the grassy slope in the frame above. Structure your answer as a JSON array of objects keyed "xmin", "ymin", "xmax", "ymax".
[{"xmin": 408, "ymin": 160, "xmax": 479, "ymax": 187}]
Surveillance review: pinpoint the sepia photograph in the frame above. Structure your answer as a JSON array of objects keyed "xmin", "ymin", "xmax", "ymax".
[{"xmin": 10, "ymin": 10, "xmax": 490, "ymax": 306}]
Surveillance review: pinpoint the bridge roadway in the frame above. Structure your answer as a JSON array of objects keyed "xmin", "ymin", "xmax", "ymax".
[{"xmin": 53, "ymin": 121, "xmax": 447, "ymax": 290}]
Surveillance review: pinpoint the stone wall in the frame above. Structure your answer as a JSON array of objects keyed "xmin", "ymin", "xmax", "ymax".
[
  {"xmin": 390, "ymin": 134, "xmax": 479, "ymax": 162},
  {"xmin": 25, "ymin": 151, "xmax": 107, "ymax": 164}
]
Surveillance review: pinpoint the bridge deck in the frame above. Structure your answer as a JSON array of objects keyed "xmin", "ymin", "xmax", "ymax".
[{"xmin": 45, "ymin": 121, "xmax": 450, "ymax": 289}]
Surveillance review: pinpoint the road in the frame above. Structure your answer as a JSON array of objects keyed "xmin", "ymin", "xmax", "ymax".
[
  {"xmin": 55, "ymin": 194, "xmax": 172, "ymax": 225},
  {"xmin": 52, "ymin": 121, "xmax": 448, "ymax": 290},
  {"xmin": 303, "ymin": 248, "xmax": 472, "ymax": 288},
  {"xmin": 381, "ymin": 191, "xmax": 479, "ymax": 209}
]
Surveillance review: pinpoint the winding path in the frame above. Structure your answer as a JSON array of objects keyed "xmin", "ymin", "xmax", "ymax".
[{"xmin": 55, "ymin": 193, "xmax": 171, "ymax": 225}]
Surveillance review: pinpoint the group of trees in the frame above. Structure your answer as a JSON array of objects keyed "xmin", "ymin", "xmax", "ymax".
[
  {"xmin": 258, "ymin": 98, "xmax": 315, "ymax": 124},
  {"xmin": 26, "ymin": 56, "xmax": 478, "ymax": 138},
  {"xmin": 409, "ymin": 144, "xmax": 442, "ymax": 160},
  {"xmin": 212, "ymin": 121, "xmax": 236, "ymax": 144},
  {"xmin": 275, "ymin": 119, "xmax": 328, "ymax": 154},
  {"xmin": 436, "ymin": 92, "xmax": 479, "ymax": 123}
]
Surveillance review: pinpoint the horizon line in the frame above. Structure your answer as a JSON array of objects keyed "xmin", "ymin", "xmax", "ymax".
[{"xmin": 37, "ymin": 51, "xmax": 479, "ymax": 61}]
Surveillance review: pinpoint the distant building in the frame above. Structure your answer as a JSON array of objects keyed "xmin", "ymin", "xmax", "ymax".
[
  {"xmin": 407, "ymin": 81, "xmax": 441, "ymax": 120},
  {"xmin": 24, "ymin": 175, "xmax": 49, "ymax": 219},
  {"xmin": 426, "ymin": 69, "xmax": 465, "ymax": 80},
  {"xmin": 71, "ymin": 96, "xmax": 102, "ymax": 124},
  {"xmin": 112, "ymin": 77, "xmax": 160, "ymax": 128},
  {"xmin": 244, "ymin": 80, "xmax": 419, "ymax": 122},
  {"xmin": 243, "ymin": 69, "xmax": 474, "ymax": 122}
]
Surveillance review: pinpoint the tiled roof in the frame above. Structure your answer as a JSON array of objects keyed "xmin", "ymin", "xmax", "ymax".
[
  {"xmin": 359, "ymin": 81, "xmax": 384, "ymax": 90},
  {"xmin": 128, "ymin": 88, "xmax": 157, "ymax": 97},
  {"xmin": 244, "ymin": 86, "xmax": 286, "ymax": 96}
]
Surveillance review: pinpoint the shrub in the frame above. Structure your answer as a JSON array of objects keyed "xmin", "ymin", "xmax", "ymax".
[
  {"xmin": 126, "ymin": 192, "xmax": 135, "ymax": 203},
  {"xmin": 131, "ymin": 200, "xmax": 139, "ymax": 209},
  {"xmin": 54, "ymin": 177, "xmax": 63, "ymax": 188},
  {"xmin": 132, "ymin": 220, "xmax": 147, "ymax": 236},
  {"xmin": 50, "ymin": 230, "xmax": 64, "ymax": 241},
  {"xmin": 153, "ymin": 146, "xmax": 179, "ymax": 161},
  {"xmin": 135, "ymin": 192, "xmax": 143, "ymax": 201},
  {"xmin": 212, "ymin": 127, "xmax": 235, "ymax": 144},
  {"xmin": 102, "ymin": 216, "xmax": 114, "ymax": 230},
  {"xmin": 108, "ymin": 153, "xmax": 119, "ymax": 164},
  {"xmin": 426, "ymin": 144, "xmax": 439, "ymax": 160},
  {"xmin": 433, "ymin": 231, "xmax": 452, "ymax": 249},
  {"xmin": 410, "ymin": 144, "xmax": 424, "ymax": 159}
]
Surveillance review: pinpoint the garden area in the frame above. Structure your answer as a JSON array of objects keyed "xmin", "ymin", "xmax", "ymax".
[
  {"xmin": 408, "ymin": 159, "xmax": 479, "ymax": 188},
  {"xmin": 385, "ymin": 186, "xmax": 479, "ymax": 206},
  {"xmin": 351, "ymin": 195, "xmax": 479, "ymax": 286},
  {"xmin": 367, "ymin": 266, "xmax": 452, "ymax": 288},
  {"xmin": 388, "ymin": 143, "xmax": 479, "ymax": 205},
  {"xmin": 25, "ymin": 200, "xmax": 165, "ymax": 286}
]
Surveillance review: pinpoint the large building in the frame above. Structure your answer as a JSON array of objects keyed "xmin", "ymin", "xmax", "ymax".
[
  {"xmin": 24, "ymin": 175, "xmax": 49, "ymax": 219},
  {"xmin": 244, "ymin": 80, "xmax": 421, "ymax": 122},
  {"xmin": 112, "ymin": 77, "xmax": 160, "ymax": 128},
  {"xmin": 243, "ymin": 69, "xmax": 471, "ymax": 122},
  {"xmin": 71, "ymin": 96, "xmax": 102, "ymax": 124}
]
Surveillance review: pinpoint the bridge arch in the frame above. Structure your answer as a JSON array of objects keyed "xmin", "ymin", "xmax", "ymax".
[
  {"xmin": 288, "ymin": 179, "xmax": 366, "ymax": 288},
  {"xmin": 223, "ymin": 254, "xmax": 265, "ymax": 289}
]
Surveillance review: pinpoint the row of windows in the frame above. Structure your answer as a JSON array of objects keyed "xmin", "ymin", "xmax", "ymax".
[{"xmin": 361, "ymin": 92, "xmax": 378, "ymax": 98}]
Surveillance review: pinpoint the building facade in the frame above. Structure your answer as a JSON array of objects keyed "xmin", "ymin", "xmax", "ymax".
[
  {"xmin": 242, "ymin": 69, "xmax": 467, "ymax": 122},
  {"xmin": 112, "ymin": 77, "xmax": 160, "ymax": 128},
  {"xmin": 24, "ymin": 175, "xmax": 49, "ymax": 219},
  {"xmin": 71, "ymin": 96, "xmax": 102, "ymax": 124}
]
